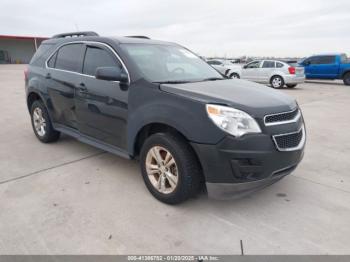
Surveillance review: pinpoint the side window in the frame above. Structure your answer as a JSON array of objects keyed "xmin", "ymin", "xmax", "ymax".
[
  {"xmin": 340, "ymin": 54, "xmax": 348, "ymax": 64},
  {"xmin": 208, "ymin": 60, "xmax": 222, "ymax": 65},
  {"xmin": 276, "ymin": 62, "xmax": 284, "ymax": 68},
  {"xmin": 47, "ymin": 52, "xmax": 57, "ymax": 68},
  {"xmin": 83, "ymin": 46, "xmax": 121, "ymax": 76},
  {"xmin": 55, "ymin": 44, "xmax": 83, "ymax": 72},
  {"xmin": 308, "ymin": 57, "xmax": 319, "ymax": 65},
  {"xmin": 316, "ymin": 56, "xmax": 335, "ymax": 64},
  {"xmin": 262, "ymin": 61, "xmax": 275, "ymax": 68},
  {"xmin": 246, "ymin": 61, "xmax": 261, "ymax": 69}
]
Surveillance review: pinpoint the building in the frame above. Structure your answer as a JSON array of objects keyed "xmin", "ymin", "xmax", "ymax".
[{"xmin": 0, "ymin": 35, "xmax": 48, "ymax": 64}]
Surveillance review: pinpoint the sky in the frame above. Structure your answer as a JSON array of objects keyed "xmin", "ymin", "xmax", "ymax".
[{"xmin": 1, "ymin": 0, "xmax": 349, "ymax": 57}]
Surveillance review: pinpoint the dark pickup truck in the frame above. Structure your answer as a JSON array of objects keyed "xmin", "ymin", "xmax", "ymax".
[{"xmin": 299, "ymin": 53, "xmax": 350, "ymax": 85}]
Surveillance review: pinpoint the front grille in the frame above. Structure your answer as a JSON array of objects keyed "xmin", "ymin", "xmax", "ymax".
[
  {"xmin": 264, "ymin": 108, "xmax": 300, "ymax": 125},
  {"xmin": 273, "ymin": 126, "xmax": 305, "ymax": 151}
]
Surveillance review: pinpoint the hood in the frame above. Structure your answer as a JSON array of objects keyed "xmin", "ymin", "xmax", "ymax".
[{"xmin": 160, "ymin": 79, "xmax": 297, "ymax": 117}]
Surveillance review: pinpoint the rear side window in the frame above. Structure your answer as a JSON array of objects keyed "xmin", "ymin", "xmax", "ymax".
[
  {"xmin": 47, "ymin": 52, "xmax": 57, "ymax": 68},
  {"xmin": 30, "ymin": 43, "xmax": 54, "ymax": 66},
  {"xmin": 276, "ymin": 62, "xmax": 284, "ymax": 68},
  {"xmin": 55, "ymin": 44, "xmax": 83, "ymax": 72},
  {"xmin": 262, "ymin": 61, "xmax": 275, "ymax": 68},
  {"xmin": 82, "ymin": 46, "xmax": 121, "ymax": 76}
]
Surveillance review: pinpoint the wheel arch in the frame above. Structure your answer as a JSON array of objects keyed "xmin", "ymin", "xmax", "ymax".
[
  {"xmin": 27, "ymin": 91, "xmax": 45, "ymax": 112},
  {"xmin": 270, "ymin": 74, "xmax": 285, "ymax": 84},
  {"xmin": 132, "ymin": 122, "xmax": 191, "ymax": 158},
  {"xmin": 133, "ymin": 122, "xmax": 205, "ymax": 185},
  {"xmin": 341, "ymin": 70, "xmax": 350, "ymax": 79}
]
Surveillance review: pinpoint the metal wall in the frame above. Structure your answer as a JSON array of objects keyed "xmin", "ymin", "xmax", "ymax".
[{"xmin": 0, "ymin": 38, "xmax": 44, "ymax": 64}]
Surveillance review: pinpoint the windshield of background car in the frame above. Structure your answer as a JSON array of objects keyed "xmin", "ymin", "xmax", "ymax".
[{"xmin": 121, "ymin": 44, "xmax": 223, "ymax": 82}]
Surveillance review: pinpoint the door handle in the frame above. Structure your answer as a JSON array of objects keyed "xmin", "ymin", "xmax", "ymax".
[
  {"xmin": 76, "ymin": 83, "xmax": 88, "ymax": 93},
  {"xmin": 45, "ymin": 73, "xmax": 51, "ymax": 79}
]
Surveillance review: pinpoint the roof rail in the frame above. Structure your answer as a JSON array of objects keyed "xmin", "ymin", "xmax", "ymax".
[
  {"xmin": 52, "ymin": 31, "xmax": 99, "ymax": 39},
  {"xmin": 125, "ymin": 35, "xmax": 150, "ymax": 39}
]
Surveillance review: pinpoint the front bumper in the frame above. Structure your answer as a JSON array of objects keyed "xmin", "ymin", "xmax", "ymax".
[
  {"xmin": 206, "ymin": 168, "xmax": 292, "ymax": 200},
  {"xmin": 191, "ymin": 132, "xmax": 305, "ymax": 199}
]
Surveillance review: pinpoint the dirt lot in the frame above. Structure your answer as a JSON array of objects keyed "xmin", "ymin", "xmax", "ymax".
[{"xmin": 0, "ymin": 64, "xmax": 349, "ymax": 254}]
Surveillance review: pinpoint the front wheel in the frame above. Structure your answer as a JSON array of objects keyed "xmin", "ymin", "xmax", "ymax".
[
  {"xmin": 343, "ymin": 72, "xmax": 350, "ymax": 86},
  {"xmin": 270, "ymin": 76, "xmax": 284, "ymax": 89},
  {"xmin": 140, "ymin": 133, "xmax": 202, "ymax": 204},
  {"xmin": 286, "ymin": 84, "xmax": 297, "ymax": 88}
]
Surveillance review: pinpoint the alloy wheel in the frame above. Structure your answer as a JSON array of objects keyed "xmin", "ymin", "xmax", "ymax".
[
  {"xmin": 145, "ymin": 146, "xmax": 178, "ymax": 194},
  {"xmin": 33, "ymin": 107, "xmax": 46, "ymax": 137},
  {"xmin": 272, "ymin": 77, "xmax": 282, "ymax": 88}
]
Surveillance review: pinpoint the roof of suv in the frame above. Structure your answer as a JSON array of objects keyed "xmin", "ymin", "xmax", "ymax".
[{"xmin": 43, "ymin": 32, "xmax": 177, "ymax": 46}]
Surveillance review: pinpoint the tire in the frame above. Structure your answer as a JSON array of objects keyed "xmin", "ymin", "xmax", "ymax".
[
  {"xmin": 229, "ymin": 72, "xmax": 240, "ymax": 79},
  {"xmin": 343, "ymin": 72, "xmax": 350, "ymax": 86},
  {"xmin": 30, "ymin": 100, "xmax": 60, "ymax": 143},
  {"xmin": 270, "ymin": 75, "xmax": 284, "ymax": 89},
  {"xmin": 140, "ymin": 133, "xmax": 202, "ymax": 204},
  {"xmin": 286, "ymin": 84, "xmax": 297, "ymax": 88}
]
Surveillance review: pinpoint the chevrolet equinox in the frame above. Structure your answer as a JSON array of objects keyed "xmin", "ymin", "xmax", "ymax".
[{"xmin": 25, "ymin": 31, "xmax": 306, "ymax": 204}]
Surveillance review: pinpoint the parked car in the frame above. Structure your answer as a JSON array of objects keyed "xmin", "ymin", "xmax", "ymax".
[
  {"xmin": 299, "ymin": 53, "xmax": 350, "ymax": 85},
  {"xmin": 25, "ymin": 31, "xmax": 305, "ymax": 204},
  {"xmin": 228, "ymin": 60, "xmax": 305, "ymax": 88},
  {"xmin": 207, "ymin": 59, "xmax": 241, "ymax": 78}
]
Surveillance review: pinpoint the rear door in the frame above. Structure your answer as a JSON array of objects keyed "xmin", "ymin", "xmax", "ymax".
[
  {"xmin": 259, "ymin": 60, "xmax": 276, "ymax": 83},
  {"xmin": 241, "ymin": 61, "xmax": 261, "ymax": 81},
  {"xmin": 74, "ymin": 43, "xmax": 129, "ymax": 149},
  {"xmin": 45, "ymin": 43, "xmax": 85, "ymax": 129}
]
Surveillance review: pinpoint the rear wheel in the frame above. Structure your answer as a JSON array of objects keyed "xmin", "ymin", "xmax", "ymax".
[
  {"xmin": 286, "ymin": 84, "xmax": 297, "ymax": 88},
  {"xmin": 343, "ymin": 72, "xmax": 350, "ymax": 86},
  {"xmin": 140, "ymin": 133, "xmax": 202, "ymax": 204},
  {"xmin": 30, "ymin": 100, "xmax": 60, "ymax": 143},
  {"xmin": 270, "ymin": 75, "xmax": 284, "ymax": 89}
]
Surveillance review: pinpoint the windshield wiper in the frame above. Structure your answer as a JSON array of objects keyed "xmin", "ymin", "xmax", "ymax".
[
  {"xmin": 201, "ymin": 77, "xmax": 225, "ymax": 81},
  {"xmin": 153, "ymin": 80, "xmax": 191, "ymax": 84}
]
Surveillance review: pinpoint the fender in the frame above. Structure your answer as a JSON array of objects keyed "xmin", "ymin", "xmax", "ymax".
[
  {"xmin": 26, "ymin": 71, "xmax": 55, "ymax": 120},
  {"xmin": 269, "ymin": 71, "xmax": 285, "ymax": 82},
  {"xmin": 341, "ymin": 70, "xmax": 350, "ymax": 79},
  {"xmin": 127, "ymin": 87, "xmax": 226, "ymax": 155}
]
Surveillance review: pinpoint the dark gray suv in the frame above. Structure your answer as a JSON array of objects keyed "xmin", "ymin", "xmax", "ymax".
[{"xmin": 25, "ymin": 31, "xmax": 305, "ymax": 204}]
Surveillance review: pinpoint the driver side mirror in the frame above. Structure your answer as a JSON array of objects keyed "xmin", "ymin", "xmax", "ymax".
[
  {"xmin": 243, "ymin": 65, "xmax": 248, "ymax": 69},
  {"xmin": 95, "ymin": 67, "xmax": 128, "ymax": 83}
]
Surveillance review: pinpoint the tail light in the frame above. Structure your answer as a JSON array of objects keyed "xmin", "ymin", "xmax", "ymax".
[
  {"xmin": 24, "ymin": 67, "xmax": 28, "ymax": 81},
  {"xmin": 288, "ymin": 67, "xmax": 296, "ymax": 75}
]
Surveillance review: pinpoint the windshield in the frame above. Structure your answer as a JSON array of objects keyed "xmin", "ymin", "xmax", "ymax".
[{"xmin": 121, "ymin": 44, "xmax": 223, "ymax": 83}]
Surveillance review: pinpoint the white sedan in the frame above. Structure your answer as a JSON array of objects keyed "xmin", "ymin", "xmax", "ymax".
[
  {"xmin": 228, "ymin": 60, "xmax": 305, "ymax": 88},
  {"xmin": 206, "ymin": 59, "xmax": 242, "ymax": 78}
]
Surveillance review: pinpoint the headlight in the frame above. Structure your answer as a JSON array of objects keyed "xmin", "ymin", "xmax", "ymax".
[{"xmin": 206, "ymin": 104, "xmax": 261, "ymax": 137}]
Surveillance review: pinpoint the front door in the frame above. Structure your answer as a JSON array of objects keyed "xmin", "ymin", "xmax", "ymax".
[
  {"xmin": 75, "ymin": 44, "xmax": 129, "ymax": 149},
  {"xmin": 241, "ymin": 61, "xmax": 261, "ymax": 81}
]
